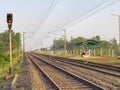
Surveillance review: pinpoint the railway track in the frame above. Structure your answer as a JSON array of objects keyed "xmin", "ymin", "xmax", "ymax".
[
  {"xmin": 56, "ymin": 56, "xmax": 120, "ymax": 72},
  {"xmin": 42, "ymin": 54, "xmax": 120, "ymax": 70},
  {"xmin": 28, "ymin": 53, "xmax": 105, "ymax": 90},
  {"xmin": 30, "ymin": 53, "xmax": 120, "ymax": 90},
  {"xmin": 36, "ymin": 54, "xmax": 120, "ymax": 78},
  {"xmin": 26, "ymin": 53, "xmax": 60, "ymax": 90}
]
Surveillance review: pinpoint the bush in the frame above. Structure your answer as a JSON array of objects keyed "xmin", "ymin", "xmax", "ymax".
[
  {"xmin": 0, "ymin": 54, "xmax": 9, "ymax": 61},
  {"xmin": 2, "ymin": 54, "xmax": 9, "ymax": 62}
]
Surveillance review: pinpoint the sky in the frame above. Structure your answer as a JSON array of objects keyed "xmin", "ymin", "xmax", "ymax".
[{"xmin": 0, "ymin": 0, "xmax": 120, "ymax": 51}]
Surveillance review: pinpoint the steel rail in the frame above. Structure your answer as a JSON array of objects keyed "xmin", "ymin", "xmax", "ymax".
[
  {"xmin": 27, "ymin": 54, "xmax": 61, "ymax": 90},
  {"xmin": 30, "ymin": 53, "xmax": 105, "ymax": 90},
  {"xmin": 39, "ymin": 54, "xmax": 120, "ymax": 72},
  {"xmin": 38, "ymin": 54, "xmax": 120, "ymax": 78}
]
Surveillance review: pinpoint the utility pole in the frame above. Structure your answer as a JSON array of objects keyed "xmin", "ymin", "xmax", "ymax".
[
  {"xmin": 63, "ymin": 29, "xmax": 67, "ymax": 54},
  {"xmin": 47, "ymin": 29, "xmax": 67, "ymax": 54},
  {"xmin": 22, "ymin": 32, "xmax": 34, "ymax": 55},
  {"xmin": 118, "ymin": 16, "xmax": 120, "ymax": 45},
  {"xmin": 111, "ymin": 14, "xmax": 120, "ymax": 45},
  {"xmin": 7, "ymin": 13, "xmax": 13, "ymax": 74},
  {"xmin": 23, "ymin": 32, "xmax": 25, "ymax": 60}
]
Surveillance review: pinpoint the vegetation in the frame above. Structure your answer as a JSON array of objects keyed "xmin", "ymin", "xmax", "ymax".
[
  {"xmin": 0, "ymin": 30, "xmax": 22, "ymax": 82},
  {"xmin": 13, "ymin": 56, "xmax": 24, "ymax": 74},
  {"xmin": 51, "ymin": 35, "xmax": 119, "ymax": 56},
  {"xmin": 39, "ymin": 35, "xmax": 119, "ymax": 65}
]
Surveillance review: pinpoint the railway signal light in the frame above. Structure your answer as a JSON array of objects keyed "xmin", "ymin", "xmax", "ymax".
[
  {"xmin": 7, "ymin": 13, "xmax": 13, "ymax": 23},
  {"xmin": 6, "ymin": 13, "xmax": 13, "ymax": 74},
  {"xmin": 7, "ymin": 13, "xmax": 13, "ymax": 30}
]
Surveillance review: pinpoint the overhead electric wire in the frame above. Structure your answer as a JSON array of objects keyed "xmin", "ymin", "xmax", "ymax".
[
  {"xmin": 30, "ymin": 0, "xmax": 120, "ymax": 50},
  {"xmin": 44, "ymin": 0, "xmax": 120, "ymax": 51},
  {"xmin": 36, "ymin": 0, "xmax": 59, "ymax": 31},
  {"xmin": 62, "ymin": 0, "xmax": 120, "ymax": 29},
  {"xmin": 30, "ymin": 0, "xmax": 59, "ymax": 39},
  {"xmin": 49, "ymin": 0, "xmax": 120, "ymax": 33},
  {"xmin": 28, "ymin": 0, "xmax": 59, "ymax": 49}
]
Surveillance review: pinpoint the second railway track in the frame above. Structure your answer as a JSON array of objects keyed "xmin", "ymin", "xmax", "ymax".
[{"xmin": 35, "ymin": 54, "xmax": 120, "ymax": 78}]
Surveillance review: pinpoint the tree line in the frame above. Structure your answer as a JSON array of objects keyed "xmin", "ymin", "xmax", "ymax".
[{"xmin": 51, "ymin": 35, "xmax": 119, "ymax": 56}]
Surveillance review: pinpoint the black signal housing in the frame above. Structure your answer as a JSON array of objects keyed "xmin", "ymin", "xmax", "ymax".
[{"xmin": 7, "ymin": 13, "xmax": 13, "ymax": 23}]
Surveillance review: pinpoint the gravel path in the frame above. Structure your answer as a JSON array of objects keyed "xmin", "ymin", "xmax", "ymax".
[{"xmin": 0, "ymin": 75, "xmax": 14, "ymax": 89}]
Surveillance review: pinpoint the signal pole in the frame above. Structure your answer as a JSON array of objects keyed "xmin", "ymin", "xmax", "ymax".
[
  {"xmin": 9, "ymin": 30, "xmax": 12, "ymax": 74},
  {"xmin": 7, "ymin": 13, "xmax": 13, "ymax": 74}
]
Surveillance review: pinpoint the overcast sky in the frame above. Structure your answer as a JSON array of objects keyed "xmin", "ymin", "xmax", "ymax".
[{"xmin": 0, "ymin": 0, "xmax": 120, "ymax": 51}]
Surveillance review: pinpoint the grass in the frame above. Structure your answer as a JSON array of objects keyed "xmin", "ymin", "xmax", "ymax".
[
  {"xmin": 117, "ymin": 79, "xmax": 120, "ymax": 84},
  {"xmin": 0, "ymin": 55, "xmax": 24, "ymax": 83},
  {"xmin": 13, "ymin": 59, "xmax": 24, "ymax": 74},
  {"xmin": 0, "ymin": 67, "xmax": 9, "ymax": 82},
  {"xmin": 0, "ymin": 88, "xmax": 8, "ymax": 90},
  {"xmin": 80, "ymin": 56, "xmax": 120, "ymax": 65},
  {"xmin": 57, "ymin": 53, "xmax": 73, "ymax": 58},
  {"xmin": 0, "ymin": 61, "xmax": 9, "ymax": 83}
]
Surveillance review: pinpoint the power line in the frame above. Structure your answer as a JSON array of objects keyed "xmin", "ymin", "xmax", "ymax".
[
  {"xmin": 36, "ymin": 0, "xmax": 59, "ymax": 31},
  {"xmin": 45, "ymin": 0, "xmax": 120, "ymax": 52},
  {"xmin": 63, "ymin": 0, "xmax": 120, "ymax": 29},
  {"xmin": 30, "ymin": 0, "xmax": 120, "ymax": 50},
  {"xmin": 50, "ymin": 0, "xmax": 120, "ymax": 32},
  {"xmin": 28, "ymin": 0, "xmax": 59, "ymax": 49},
  {"xmin": 31, "ymin": 0, "xmax": 59, "ymax": 41},
  {"xmin": 28, "ymin": 0, "xmax": 59, "ymax": 39}
]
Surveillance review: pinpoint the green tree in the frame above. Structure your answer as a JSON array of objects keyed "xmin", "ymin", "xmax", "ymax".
[
  {"xmin": 51, "ymin": 35, "xmax": 119, "ymax": 56},
  {"xmin": 52, "ymin": 38, "xmax": 64, "ymax": 50}
]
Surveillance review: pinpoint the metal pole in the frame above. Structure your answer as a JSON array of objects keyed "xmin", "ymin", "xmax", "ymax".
[
  {"xmin": 118, "ymin": 16, "xmax": 120, "ymax": 45},
  {"xmin": 9, "ymin": 30, "xmax": 12, "ymax": 74},
  {"xmin": 23, "ymin": 32, "xmax": 25, "ymax": 60},
  {"xmin": 111, "ymin": 14, "xmax": 120, "ymax": 45},
  {"xmin": 7, "ymin": 13, "xmax": 13, "ymax": 74},
  {"xmin": 64, "ymin": 29, "xmax": 67, "ymax": 54}
]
